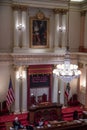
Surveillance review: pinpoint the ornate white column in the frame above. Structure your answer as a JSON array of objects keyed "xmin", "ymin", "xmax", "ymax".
[
  {"xmin": 14, "ymin": 67, "xmax": 20, "ymax": 114},
  {"xmin": 84, "ymin": 65, "xmax": 87, "ymax": 108},
  {"xmin": 61, "ymin": 11, "xmax": 67, "ymax": 48},
  {"xmin": 84, "ymin": 11, "xmax": 87, "ymax": 49},
  {"xmin": 13, "ymin": 7, "xmax": 20, "ymax": 49},
  {"xmin": 21, "ymin": 66, "xmax": 27, "ymax": 113},
  {"xmin": 52, "ymin": 74, "xmax": 58, "ymax": 102},
  {"xmin": 53, "ymin": 9, "xmax": 67, "ymax": 51},
  {"xmin": 60, "ymin": 79, "xmax": 65, "ymax": 105},
  {"xmin": 21, "ymin": 7, "xmax": 28, "ymax": 48},
  {"xmin": 58, "ymin": 78, "xmax": 61, "ymax": 104}
]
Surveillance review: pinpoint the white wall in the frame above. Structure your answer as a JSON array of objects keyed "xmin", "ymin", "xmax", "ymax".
[
  {"xmin": 0, "ymin": 64, "xmax": 13, "ymax": 102},
  {"xmin": 0, "ymin": 5, "xmax": 13, "ymax": 52}
]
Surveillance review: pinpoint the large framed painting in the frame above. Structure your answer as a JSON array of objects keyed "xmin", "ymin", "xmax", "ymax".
[{"xmin": 30, "ymin": 13, "xmax": 49, "ymax": 48}]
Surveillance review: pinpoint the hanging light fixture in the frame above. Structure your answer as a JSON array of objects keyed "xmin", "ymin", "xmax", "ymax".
[{"xmin": 53, "ymin": 0, "xmax": 81, "ymax": 83}]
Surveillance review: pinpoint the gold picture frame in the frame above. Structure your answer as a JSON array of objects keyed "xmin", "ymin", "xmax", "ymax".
[{"xmin": 30, "ymin": 16, "xmax": 49, "ymax": 48}]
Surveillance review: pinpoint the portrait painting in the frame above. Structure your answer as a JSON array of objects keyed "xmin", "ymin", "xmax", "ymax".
[{"xmin": 30, "ymin": 17, "xmax": 49, "ymax": 48}]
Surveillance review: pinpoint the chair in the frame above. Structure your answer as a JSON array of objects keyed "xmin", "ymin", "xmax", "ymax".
[
  {"xmin": 5, "ymin": 122, "xmax": 13, "ymax": 130},
  {"xmin": 73, "ymin": 110, "xmax": 79, "ymax": 120},
  {"xmin": 68, "ymin": 94, "xmax": 81, "ymax": 106},
  {"xmin": 5, "ymin": 122, "xmax": 25, "ymax": 130},
  {"xmin": 1, "ymin": 101, "xmax": 9, "ymax": 116},
  {"xmin": 38, "ymin": 95, "xmax": 42, "ymax": 103},
  {"xmin": 42, "ymin": 93, "xmax": 47, "ymax": 102},
  {"xmin": 30, "ymin": 95, "xmax": 36, "ymax": 105}
]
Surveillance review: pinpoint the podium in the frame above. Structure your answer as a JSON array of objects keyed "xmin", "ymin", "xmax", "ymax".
[{"xmin": 29, "ymin": 103, "xmax": 62, "ymax": 124}]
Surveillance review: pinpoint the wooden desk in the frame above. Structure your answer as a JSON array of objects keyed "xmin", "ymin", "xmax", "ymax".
[
  {"xmin": 29, "ymin": 103, "xmax": 62, "ymax": 124},
  {"xmin": 35, "ymin": 121, "xmax": 87, "ymax": 130}
]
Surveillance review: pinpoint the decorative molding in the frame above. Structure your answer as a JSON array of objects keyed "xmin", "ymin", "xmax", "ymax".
[
  {"xmin": 12, "ymin": 54, "xmax": 64, "ymax": 66},
  {"xmin": 0, "ymin": 53, "xmax": 87, "ymax": 66},
  {"xmin": 0, "ymin": 53, "xmax": 13, "ymax": 64},
  {"xmin": 0, "ymin": 0, "xmax": 87, "ymax": 11},
  {"xmin": 11, "ymin": 0, "xmax": 68, "ymax": 10}
]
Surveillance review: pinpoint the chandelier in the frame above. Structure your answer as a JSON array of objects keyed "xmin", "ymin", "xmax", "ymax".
[
  {"xmin": 53, "ymin": 49, "xmax": 81, "ymax": 83},
  {"xmin": 53, "ymin": 0, "xmax": 81, "ymax": 83}
]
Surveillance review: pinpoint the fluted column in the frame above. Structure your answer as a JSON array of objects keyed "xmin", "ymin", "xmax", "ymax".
[
  {"xmin": 61, "ymin": 12, "xmax": 67, "ymax": 48},
  {"xmin": 21, "ymin": 7, "xmax": 28, "ymax": 48},
  {"xmin": 58, "ymin": 78, "xmax": 61, "ymax": 104},
  {"xmin": 52, "ymin": 74, "xmax": 58, "ymax": 102},
  {"xmin": 14, "ymin": 67, "xmax": 20, "ymax": 114},
  {"xmin": 13, "ymin": 9, "xmax": 20, "ymax": 48},
  {"xmin": 79, "ymin": 11, "xmax": 86, "ymax": 51},
  {"xmin": 21, "ymin": 66, "xmax": 27, "ymax": 113},
  {"xmin": 60, "ymin": 79, "xmax": 65, "ymax": 105}
]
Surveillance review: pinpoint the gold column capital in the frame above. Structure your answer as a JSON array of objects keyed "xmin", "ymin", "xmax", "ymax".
[
  {"xmin": 12, "ymin": 5, "xmax": 28, "ymax": 11},
  {"xmin": 53, "ymin": 8, "xmax": 68, "ymax": 14},
  {"xmin": 13, "ymin": 65, "xmax": 20, "ymax": 71}
]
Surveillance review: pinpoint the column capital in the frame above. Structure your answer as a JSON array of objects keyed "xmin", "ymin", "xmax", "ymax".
[
  {"xmin": 22, "ymin": 65, "xmax": 28, "ymax": 71},
  {"xmin": 13, "ymin": 65, "xmax": 20, "ymax": 71},
  {"xmin": 53, "ymin": 8, "xmax": 68, "ymax": 14},
  {"xmin": 12, "ymin": 5, "xmax": 28, "ymax": 11}
]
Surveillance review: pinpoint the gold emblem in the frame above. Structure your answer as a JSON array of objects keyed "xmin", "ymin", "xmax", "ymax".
[{"xmin": 36, "ymin": 11, "xmax": 44, "ymax": 20}]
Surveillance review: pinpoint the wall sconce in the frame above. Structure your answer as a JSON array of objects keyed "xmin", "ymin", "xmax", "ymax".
[
  {"xmin": 58, "ymin": 90, "xmax": 61, "ymax": 94},
  {"xmin": 80, "ymin": 79, "xmax": 86, "ymax": 90},
  {"xmin": 16, "ymin": 23, "xmax": 25, "ymax": 31},
  {"xmin": 57, "ymin": 26, "xmax": 66, "ymax": 32},
  {"xmin": 82, "ymin": 81, "xmax": 86, "ymax": 88},
  {"xmin": 16, "ymin": 69, "xmax": 26, "ymax": 80}
]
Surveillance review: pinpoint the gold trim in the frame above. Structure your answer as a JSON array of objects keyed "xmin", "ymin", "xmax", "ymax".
[
  {"xmin": 28, "ymin": 72, "xmax": 52, "ymax": 75},
  {"xmin": 28, "ymin": 68, "xmax": 52, "ymax": 71}
]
